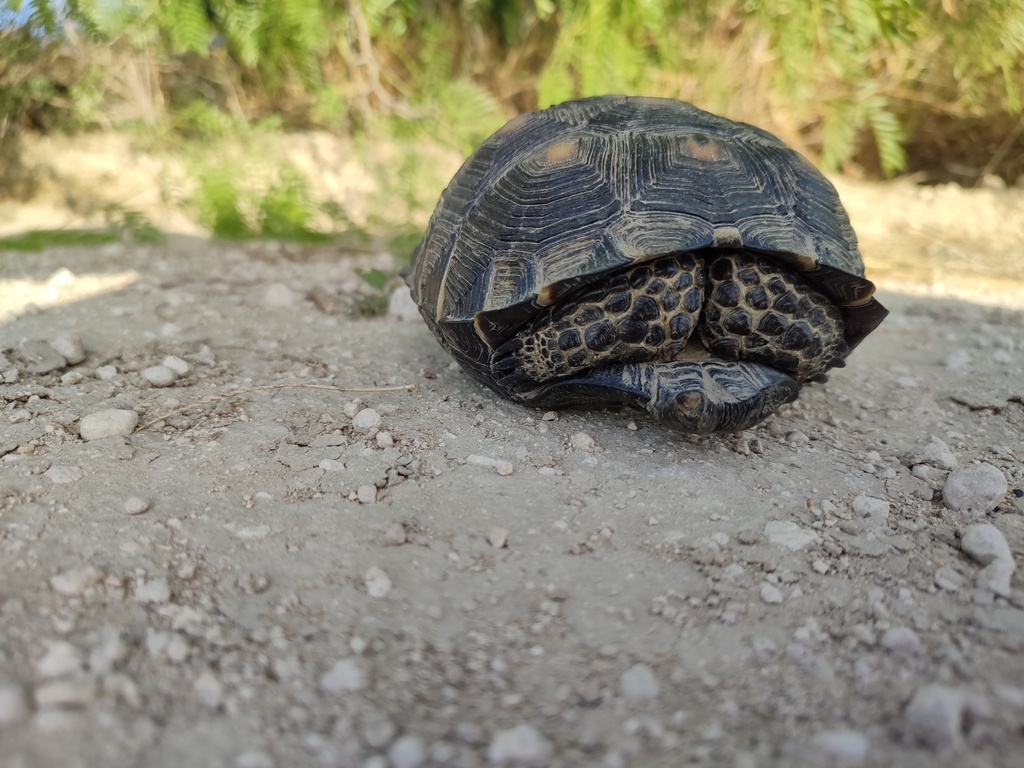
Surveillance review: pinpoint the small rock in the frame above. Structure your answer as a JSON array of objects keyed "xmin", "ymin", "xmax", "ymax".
[
  {"xmin": 385, "ymin": 522, "xmax": 407, "ymax": 546},
  {"xmin": 0, "ymin": 684, "xmax": 30, "ymax": 726},
  {"xmin": 760, "ymin": 583, "xmax": 783, "ymax": 604},
  {"xmin": 570, "ymin": 432, "xmax": 596, "ymax": 452},
  {"xmin": 786, "ymin": 430, "xmax": 809, "ymax": 446},
  {"xmin": 60, "ymin": 370, "xmax": 84, "ymax": 385},
  {"xmin": 194, "ymin": 668, "xmax": 223, "ymax": 708},
  {"xmin": 620, "ymin": 663, "xmax": 658, "ymax": 702},
  {"xmin": 810, "ymin": 730, "xmax": 868, "ymax": 763},
  {"xmin": 364, "ymin": 566, "xmax": 392, "ymax": 598},
  {"xmin": 489, "ymin": 527, "xmax": 509, "ymax": 549},
  {"xmin": 19, "ymin": 340, "xmax": 66, "ymax": 373},
  {"xmin": 135, "ymin": 577, "xmax": 171, "ymax": 604},
  {"xmin": 49, "ymin": 566, "xmax": 105, "ymax": 596},
  {"xmin": 142, "ymin": 365, "xmax": 177, "ymax": 387},
  {"xmin": 263, "ymin": 284, "xmax": 296, "ymax": 307},
  {"xmin": 905, "ymin": 685, "xmax": 990, "ymax": 749},
  {"xmin": 124, "ymin": 496, "xmax": 150, "ymax": 515},
  {"xmin": 162, "ymin": 355, "xmax": 190, "ymax": 375},
  {"xmin": 880, "ymin": 626, "xmax": 921, "ymax": 656},
  {"xmin": 43, "ymin": 465, "xmax": 84, "ymax": 484},
  {"xmin": 852, "ymin": 495, "xmax": 889, "ymax": 523},
  {"xmin": 79, "ymin": 409, "xmax": 138, "ymax": 441},
  {"xmin": 388, "ymin": 735, "xmax": 426, "ymax": 768},
  {"xmin": 35, "ymin": 641, "xmax": 84, "ymax": 678},
  {"xmin": 466, "ymin": 454, "xmax": 514, "ymax": 475},
  {"xmin": 51, "ymin": 333, "xmax": 86, "ymax": 365},
  {"xmin": 961, "ymin": 523, "xmax": 1013, "ymax": 565},
  {"xmin": 764, "ymin": 521, "xmax": 820, "ymax": 551},
  {"xmin": 976, "ymin": 560, "xmax": 1015, "ymax": 598},
  {"xmin": 352, "ymin": 408, "xmax": 381, "ymax": 431},
  {"xmin": 357, "ymin": 484, "xmax": 378, "ymax": 504},
  {"xmin": 319, "ymin": 659, "xmax": 366, "ymax": 693},
  {"xmin": 388, "ymin": 285, "xmax": 421, "ymax": 322},
  {"xmin": 943, "ymin": 350, "xmax": 970, "ymax": 370},
  {"xmin": 943, "ymin": 463, "xmax": 1007, "ymax": 516},
  {"xmin": 94, "ymin": 364, "xmax": 118, "ymax": 380},
  {"xmin": 906, "ymin": 437, "xmax": 957, "ymax": 471},
  {"xmin": 375, "ymin": 430, "xmax": 394, "ymax": 448},
  {"xmin": 487, "ymin": 724, "xmax": 553, "ymax": 767},
  {"xmin": 34, "ymin": 676, "xmax": 96, "ymax": 708},
  {"xmin": 934, "ymin": 567, "xmax": 966, "ymax": 591}
]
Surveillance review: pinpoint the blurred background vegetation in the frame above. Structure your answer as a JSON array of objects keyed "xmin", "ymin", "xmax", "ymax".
[{"xmin": 2, "ymin": 0, "xmax": 1023, "ymax": 244}]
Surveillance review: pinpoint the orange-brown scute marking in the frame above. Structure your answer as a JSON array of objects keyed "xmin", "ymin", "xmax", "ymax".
[
  {"xmin": 684, "ymin": 137, "xmax": 723, "ymax": 162},
  {"xmin": 537, "ymin": 284, "xmax": 558, "ymax": 306},
  {"xmin": 541, "ymin": 140, "xmax": 579, "ymax": 165},
  {"xmin": 495, "ymin": 112, "xmax": 531, "ymax": 137}
]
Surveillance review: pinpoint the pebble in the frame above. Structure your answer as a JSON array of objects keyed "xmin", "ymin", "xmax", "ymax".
[
  {"xmin": 51, "ymin": 333, "xmax": 86, "ymax": 365},
  {"xmin": 906, "ymin": 436, "xmax": 957, "ymax": 471},
  {"xmin": 880, "ymin": 626, "xmax": 922, "ymax": 656},
  {"xmin": 961, "ymin": 523, "xmax": 1013, "ymax": 565},
  {"xmin": 352, "ymin": 408, "xmax": 381, "ymax": 431},
  {"xmin": 263, "ymin": 284, "xmax": 296, "ymax": 307},
  {"xmin": 934, "ymin": 567, "xmax": 967, "ymax": 591},
  {"xmin": 124, "ymin": 496, "xmax": 150, "ymax": 515},
  {"xmin": 142, "ymin": 365, "xmax": 177, "ymax": 387},
  {"xmin": 357, "ymin": 484, "xmax": 378, "ymax": 504},
  {"xmin": 760, "ymin": 583, "xmax": 783, "ymax": 604},
  {"xmin": 44, "ymin": 465, "xmax": 84, "ymax": 484},
  {"xmin": 34, "ymin": 676, "xmax": 96, "ymax": 708},
  {"xmin": 364, "ymin": 566, "xmax": 392, "ymax": 598},
  {"xmin": 387, "ymin": 735, "xmax": 426, "ymax": 768},
  {"xmin": 194, "ymin": 668, "xmax": 223, "ymax": 708},
  {"xmin": 570, "ymin": 432, "xmax": 596, "ymax": 452},
  {"xmin": 763, "ymin": 521, "xmax": 820, "ymax": 551},
  {"xmin": 162, "ymin": 355, "xmax": 190, "ymax": 375},
  {"xmin": 319, "ymin": 659, "xmax": 367, "ymax": 693},
  {"xmin": 19, "ymin": 340, "xmax": 66, "ymax": 373},
  {"xmin": 943, "ymin": 463, "xmax": 1007, "ymax": 516},
  {"xmin": 976, "ymin": 559, "xmax": 1015, "ymax": 598},
  {"xmin": 620, "ymin": 663, "xmax": 659, "ymax": 702},
  {"xmin": 135, "ymin": 577, "xmax": 171, "ymax": 604},
  {"xmin": 810, "ymin": 730, "xmax": 868, "ymax": 763},
  {"xmin": 851, "ymin": 495, "xmax": 889, "ymax": 523},
  {"xmin": 79, "ymin": 409, "xmax": 138, "ymax": 441},
  {"xmin": 388, "ymin": 285, "xmax": 421, "ymax": 322},
  {"xmin": 375, "ymin": 430, "xmax": 394, "ymax": 448},
  {"xmin": 487, "ymin": 724, "xmax": 553, "ymax": 767},
  {"xmin": 35, "ymin": 641, "xmax": 84, "ymax": 678},
  {"xmin": 60, "ymin": 370, "xmax": 84, "ymax": 385},
  {"xmin": 944, "ymin": 349, "xmax": 970, "ymax": 370},
  {"xmin": 904, "ymin": 685, "xmax": 990, "ymax": 749},
  {"xmin": 489, "ymin": 527, "xmax": 509, "ymax": 549},
  {"xmin": 0, "ymin": 684, "xmax": 29, "ymax": 726},
  {"xmin": 786, "ymin": 430, "xmax": 809, "ymax": 446},
  {"xmin": 49, "ymin": 566, "xmax": 105, "ymax": 596},
  {"xmin": 467, "ymin": 454, "xmax": 514, "ymax": 476},
  {"xmin": 95, "ymin": 364, "xmax": 118, "ymax": 380},
  {"xmin": 385, "ymin": 522, "xmax": 407, "ymax": 546}
]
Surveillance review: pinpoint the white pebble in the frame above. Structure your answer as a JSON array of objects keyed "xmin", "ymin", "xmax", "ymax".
[
  {"xmin": 943, "ymin": 464, "xmax": 1007, "ymax": 516},
  {"xmin": 35, "ymin": 641, "xmax": 84, "ymax": 678},
  {"xmin": 51, "ymin": 333, "xmax": 86, "ymax": 365},
  {"xmin": 943, "ymin": 349, "xmax": 969, "ymax": 370},
  {"xmin": 319, "ymin": 659, "xmax": 366, "ymax": 693},
  {"xmin": 357, "ymin": 484, "xmax": 378, "ymax": 504},
  {"xmin": 811, "ymin": 559, "xmax": 830, "ymax": 575},
  {"xmin": 851, "ymin": 495, "xmax": 890, "ymax": 522},
  {"xmin": 34, "ymin": 677, "xmax": 96, "ymax": 708},
  {"xmin": 142, "ymin": 365, "xmax": 177, "ymax": 387},
  {"xmin": 135, "ymin": 577, "xmax": 171, "ymax": 604},
  {"xmin": 79, "ymin": 409, "xmax": 138, "ymax": 441},
  {"xmin": 620, "ymin": 663, "xmax": 659, "ymax": 702},
  {"xmin": 388, "ymin": 735, "xmax": 426, "ymax": 768},
  {"xmin": 124, "ymin": 496, "xmax": 150, "ymax": 515},
  {"xmin": 194, "ymin": 668, "xmax": 223, "ymax": 708},
  {"xmin": 786, "ymin": 430, "xmax": 809, "ymax": 446},
  {"xmin": 466, "ymin": 454, "xmax": 514, "ymax": 475},
  {"xmin": 880, "ymin": 626, "xmax": 921, "ymax": 656},
  {"xmin": 352, "ymin": 408, "xmax": 381, "ymax": 431},
  {"xmin": 906, "ymin": 436, "xmax": 957, "ymax": 471},
  {"xmin": 94, "ymin": 364, "xmax": 118, "ymax": 380},
  {"xmin": 0, "ymin": 684, "xmax": 30, "ymax": 726},
  {"xmin": 905, "ymin": 685, "xmax": 990, "ymax": 749},
  {"xmin": 44, "ymin": 465, "xmax": 84, "ymax": 484},
  {"xmin": 364, "ymin": 566, "xmax": 392, "ymax": 598},
  {"xmin": 977, "ymin": 560, "xmax": 1015, "ymax": 598},
  {"xmin": 60, "ymin": 370, "xmax": 84, "ymax": 385},
  {"xmin": 961, "ymin": 523, "xmax": 1013, "ymax": 565},
  {"xmin": 487, "ymin": 724, "xmax": 553, "ymax": 767},
  {"xmin": 162, "ymin": 355, "xmax": 190, "ymax": 376},
  {"xmin": 763, "ymin": 521, "xmax": 820, "ymax": 551},
  {"xmin": 49, "ymin": 566, "xmax": 105, "ymax": 596},
  {"xmin": 810, "ymin": 730, "xmax": 869, "ymax": 763},
  {"xmin": 263, "ymin": 284, "xmax": 296, "ymax": 307},
  {"xmin": 388, "ymin": 285, "xmax": 421, "ymax": 322},
  {"xmin": 489, "ymin": 527, "xmax": 509, "ymax": 549},
  {"xmin": 375, "ymin": 430, "xmax": 394, "ymax": 448},
  {"xmin": 570, "ymin": 432, "xmax": 596, "ymax": 452},
  {"xmin": 385, "ymin": 522, "xmax": 407, "ymax": 546},
  {"xmin": 760, "ymin": 583, "xmax": 783, "ymax": 604}
]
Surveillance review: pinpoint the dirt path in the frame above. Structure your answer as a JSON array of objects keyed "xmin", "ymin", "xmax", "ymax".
[{"xmin": 1, "ymin": 139, "xmax": 1023, "ymax": 768}]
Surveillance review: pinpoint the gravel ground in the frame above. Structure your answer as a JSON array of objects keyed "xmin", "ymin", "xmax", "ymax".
[{"xmin": 1, "ymin": 136, "xmax": 1023, "ymax": 767}]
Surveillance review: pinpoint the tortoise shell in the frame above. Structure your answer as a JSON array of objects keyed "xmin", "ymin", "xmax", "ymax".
[{"xmin": 406, "ymin": 95, "xmax": 887, "ymax": 404}]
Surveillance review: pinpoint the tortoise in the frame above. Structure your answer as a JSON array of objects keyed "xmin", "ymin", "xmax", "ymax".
[{"xmin": 405, "ymin": 95, "xmax": 888, "ymax": 434}]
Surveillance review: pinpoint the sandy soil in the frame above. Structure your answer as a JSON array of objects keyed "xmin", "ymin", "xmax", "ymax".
[{"xmin": 0, "ymin": 135, "xmax": 1023, "ymax": 768}]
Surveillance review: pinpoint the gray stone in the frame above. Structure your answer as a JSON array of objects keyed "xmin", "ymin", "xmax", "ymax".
[
  {"xmin": 79, "ymin": 409, "xmax": 138, "ymax": 441},
  {"xmin": 388, "ymin": 285, "xmax": 420, "ymax": 322},
  {"xmin": 388, "ymin": 735, "xmax": 426, "ymax": 768},
  {"xmin": 19, "ymin": 340, "xmax": 66, "ymax": 373},
  {"xmin": 51, "ymin": 333, "xmax": 86, "ymax": 365},
  {"xmin": 487, "ymin": 724, "xmax": 553, "ymax": 767},
  {"xmin": 142, "ymin": 365, "xmax": 177, "ymax": 387},
  {"xmin": 620, "ymin": 663, "xmax": 658, "ymax": 702},
  {"xmin": 943, "ymin": 463, "xmax": 1007, "ymax": 516},
  {"xmin": 961, "ymin": 523, "xmax": 1013, "ymax": 565},
  {"xmin": 319, "ymin": 659, "xmax": 366, "ymax": 693},
  {"xmin": 905, "ymin": 685, "xmax": 990, "ymax": 749},
  {"xmin": 764, "ymin": 521, "xmax": 820, "ymax": 551},
  {"xmin": 906, "ymin": 437, "xmax": 957, "ymax": 471}
]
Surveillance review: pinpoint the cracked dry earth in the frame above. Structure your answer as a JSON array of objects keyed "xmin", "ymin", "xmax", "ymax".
[{"xmin": 0, "ymin": 233, "xmax": 1023, "ymax": 768}]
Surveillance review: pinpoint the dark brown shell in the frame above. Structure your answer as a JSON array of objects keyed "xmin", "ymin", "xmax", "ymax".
[{"xmin": 406, "ymin": 95, "xmax": 887, "ymax": 382}]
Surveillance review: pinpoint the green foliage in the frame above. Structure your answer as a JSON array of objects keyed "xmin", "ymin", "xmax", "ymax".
[
  {"xmin": 0, "ymin": 229, "xmax": 119, "ymax": 251},
  {"xmin": 355, "ymin": 267, "xmax": 389, "ymax": 291}
]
